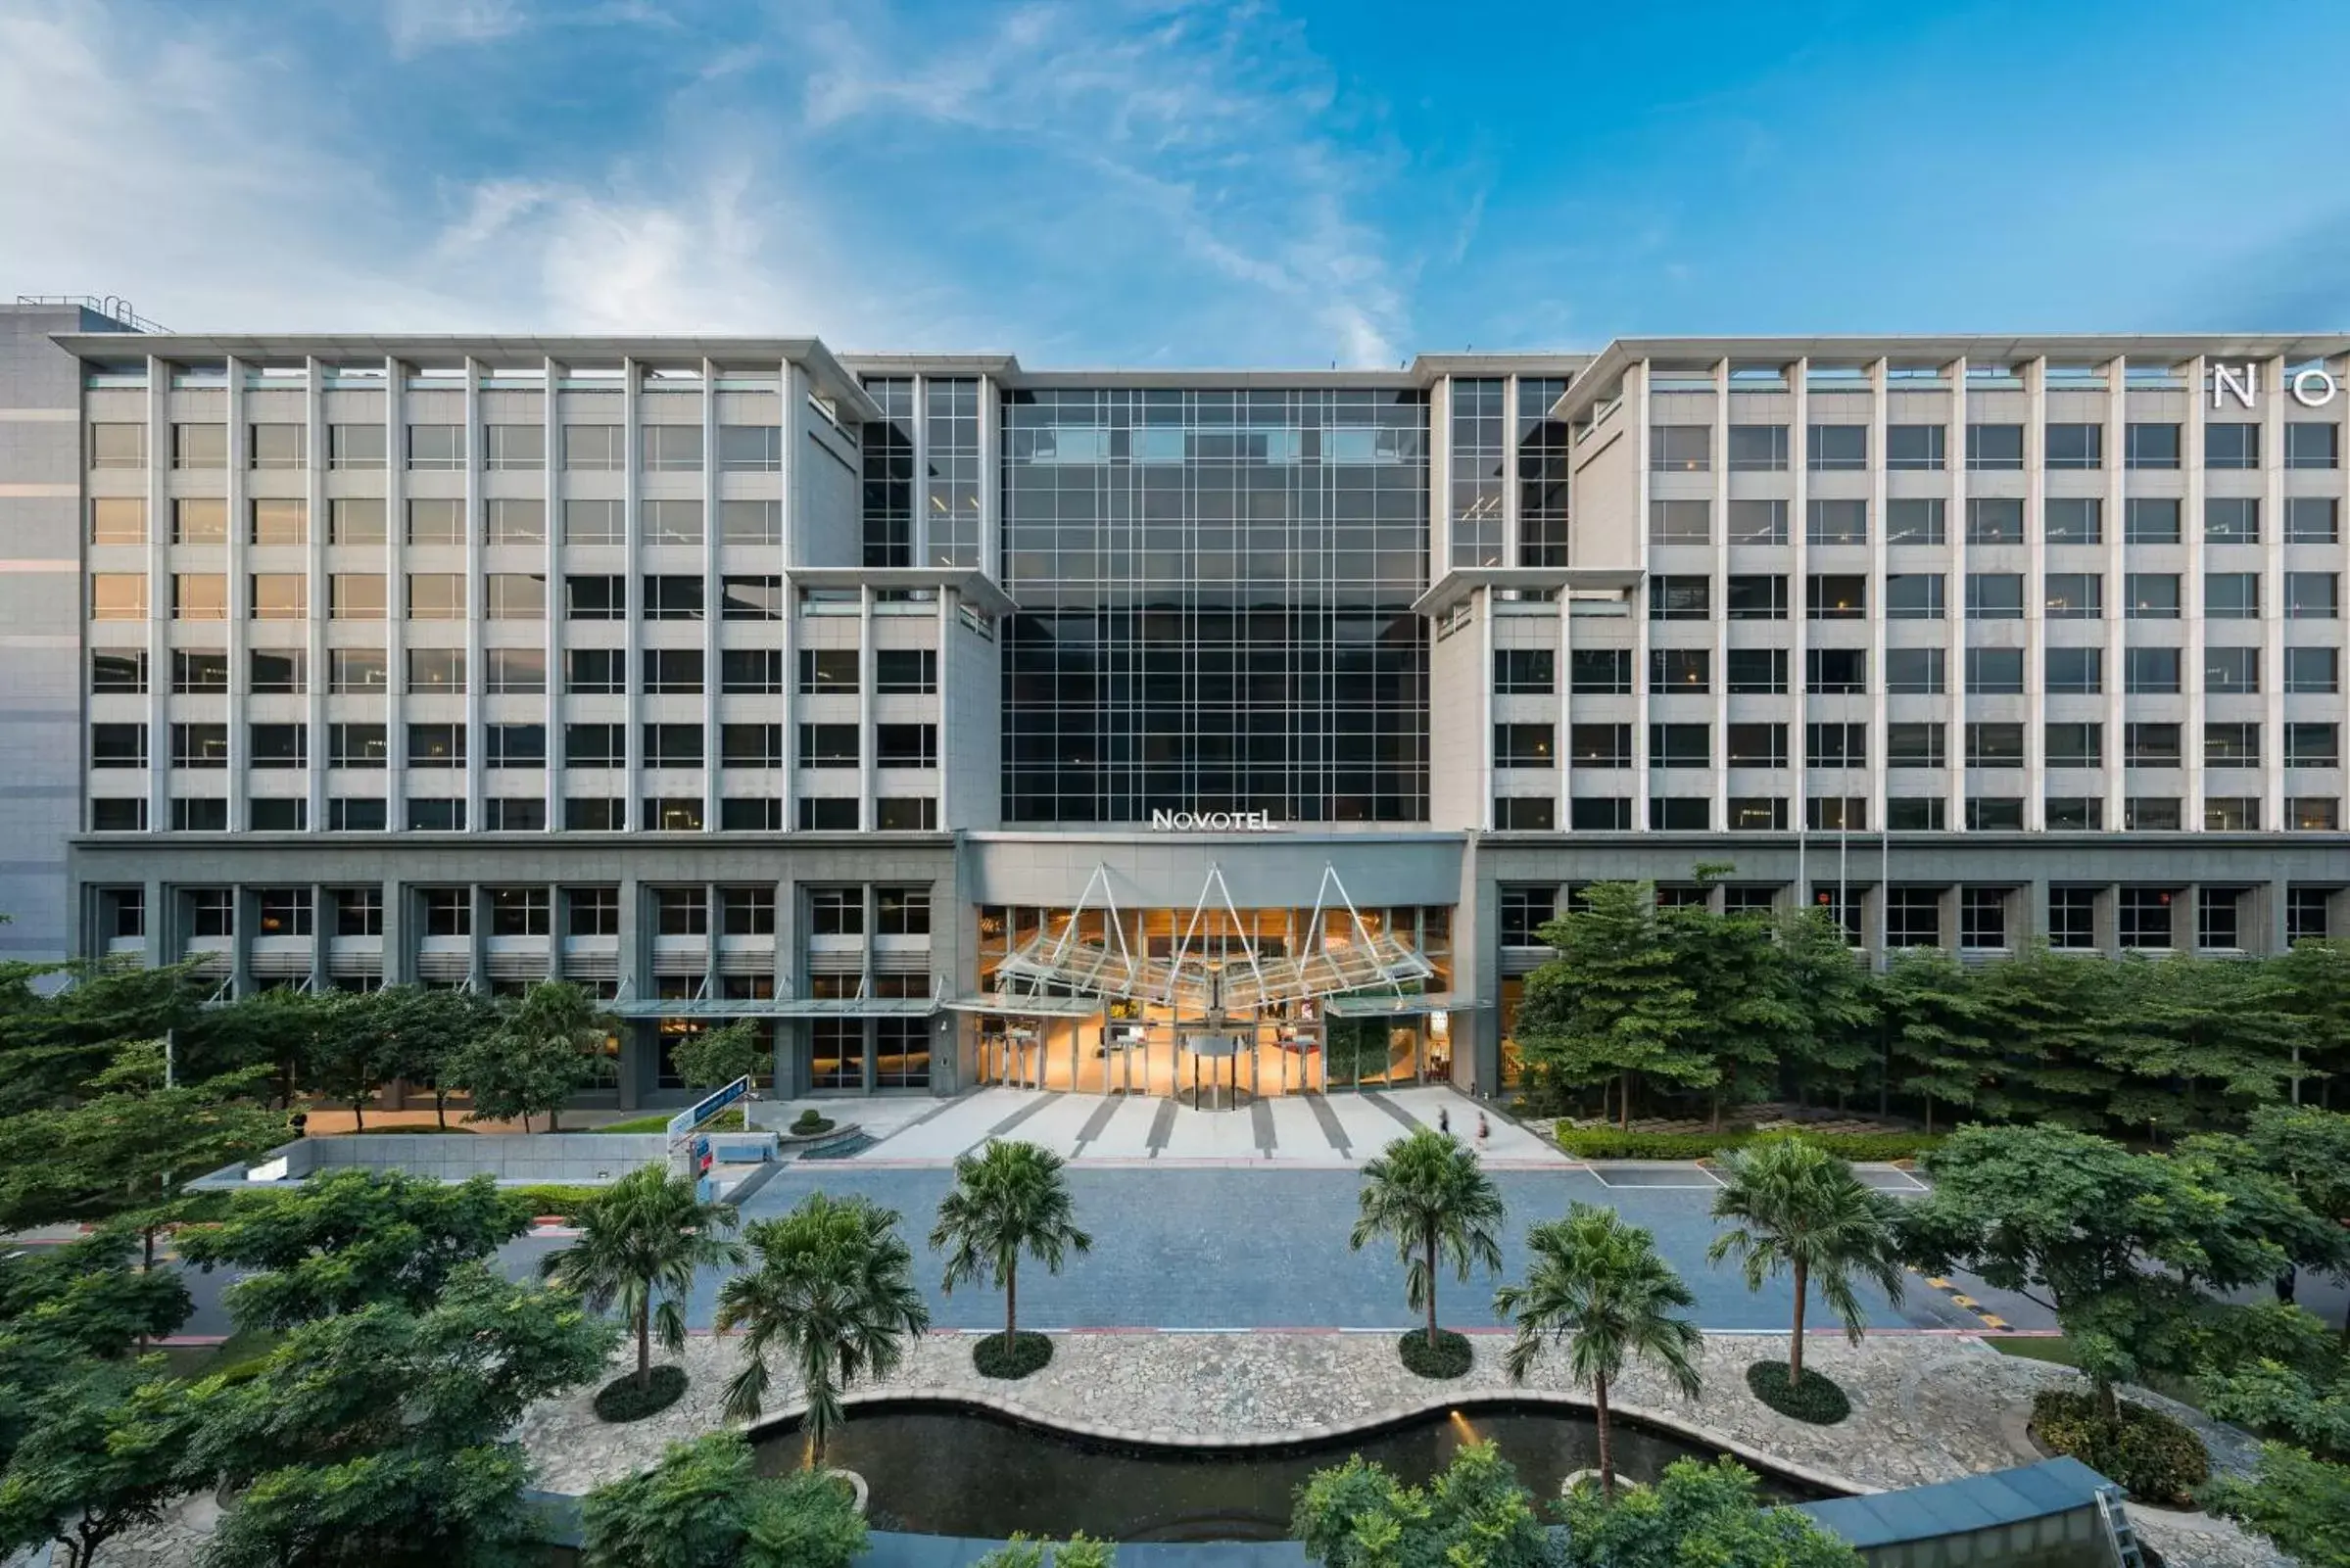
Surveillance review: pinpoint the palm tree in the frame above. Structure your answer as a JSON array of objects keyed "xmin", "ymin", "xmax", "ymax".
[
  {"xmin": 1706, "ymin": 1136, "xmax": 1905, "ymax": 1388},
  {"xmin": 1495, "ymin": 1203, "xmax": 1703, "ymax": 1497},
  {"xmin": 539, "ymin": 1163, "xmax": 745, "ymax": 1392},
  {"xmin": 1349, "ymin": 1126, "xmax": 1507, "ymax": 1353},
  {"xmin": 715, "ymin": 1191, "xmax": 931, "ymax": 1468},
  {"xmin": 930, "ymin": 1139, "xmax": 1093, "ymax": 1354}
]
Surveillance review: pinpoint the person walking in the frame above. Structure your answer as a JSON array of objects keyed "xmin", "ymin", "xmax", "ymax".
[
  {"xmin": 1476, "ymin": 1111, "xmax": 1490, "ymax": 1146},
  {"xmin": 1438, "ymin": 1106, "xmax": 1452, "ymax": 1136}
]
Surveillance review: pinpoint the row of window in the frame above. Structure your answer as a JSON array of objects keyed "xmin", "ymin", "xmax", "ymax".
[
  {"xmin": 89, "ymin": 568, "xmax": 927, "ymax": 624},
  {"xmin": 89, "ymin": 646, "xmax": 935, "ymax": 699},
  {"xmin": 1501, "ymin": 644, "xmax": 2345, "ymax": 696},
  {"xmin": 95, "ymin": 721, "xmax": 942, "ymax": 771},
  {"xmin": 1490, "ymin": 793, "xmax": 2343, "ymax": 833},
  {"xmin": 1650, "ymin": 421, "xmax": 2344, "ymax": 473},
  {"xmin": 140, "ymin": 881, "xmax": 924, "ymax": 939},
  {"xmin": 89, "ymin": 422, "xmax": 786, "ymax": 473},
  {"xmin": 1647, "ymin": 570, "xmax": 2341, "ymax": 620},
  {"xmin": 1496, "ymin": 719, "xmax": 2345, "ymax": 771},
  {"xmin": 89, "ymin": 497, "xmax": 788, "ymax": 548},
  {"xmin": 90, "ymin": 795, "xmax": 941, "ymax": 833},
  {"xmin": 1646, "ymin": 496, "xmax": 2342, "ymax": 548}
]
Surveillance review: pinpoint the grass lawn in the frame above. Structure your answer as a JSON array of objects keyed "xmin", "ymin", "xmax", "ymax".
[
  {"xmin": 594, "ymin": 1107, "xmax": 749, "ymax": 1135},
  {"xmin": 1986, "ymin": 1336, "xmax": 2213, "ymax": 1413}
]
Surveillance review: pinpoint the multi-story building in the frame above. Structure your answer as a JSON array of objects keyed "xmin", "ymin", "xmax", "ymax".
[{"xmin": 7, "ymin": 301, "xmax": 2350, "ymax": 1107}]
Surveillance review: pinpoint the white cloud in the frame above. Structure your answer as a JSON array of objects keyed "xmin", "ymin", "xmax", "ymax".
[{"xmin": 383, "ymin": 0, "xmax": 529, "ymax": 60}]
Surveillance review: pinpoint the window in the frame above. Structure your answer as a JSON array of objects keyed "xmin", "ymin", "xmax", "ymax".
[
  {"xmin": 2205, "ymin": 645, "xmax": 2259, "ymax": 693},
  {"xmin": 172, "ymin": 650, "xmax": 228, "ymax": 692},
  {"xmin": 1885, "ymin": 647, "xmax": 1944, "ymax": 693},
  {"xmin": 808, "ymin": 886, "xmax": 864, "ymax": 935},
  {"xmin": 2125, "ymin": 646, "xmax": 2181, "ymax": 693},
  {"xmin": 1875, "ymin": 498, "xmax": 1942, "ymax": 547},
  {"xmin": 1804, "ymin": 648, "xmax": 1865, "ymax": 693},
  {"xmin": 1965, "ymin": 423, "xmax": 2023, "ymax": 470},
  {"xmin": 484, "ymin": 424, "xmax": 545, "ymax": 470},
  {"xmin": 330, "ymin": 497, "xmax": 386, "ymax": 544},
  {"xmin": 564, "ymin": 499, "xmax": 624, "ymax": 545},
  {"xmin": 1570, "ymin": 649, "xmax": 1631, "ymax": 693},
  {"xmin": 565, "ymin": 797, "xmax": 624, "ymax": 830},
  {"xmin": 187, "ymin": 889, "xmax": 236, "ymax": 937},
  {"xmin": 643, "ymin": 723, "xmax": 704, "ymax": 768},
  {"xmin": 566, "ymin": 649, "xmax": 625, "ymax": 694},
  {"xmin": 2043, "ymin": 722, "xmax": 2101, "ymax": 767},
  {"xmin": 1648, "ymin": 576, "xmax": 1710, "ymax": 620},
  {"xmin": 2205, "ymin": 497, "xmax": 2261, "ymax": 544},
  {"xmin": 1569, "ymin": 724, "xmax": 1631, "ymax": 767},
  {"xmin": 249, "ymin": 574, "xmax": 305, "ymax": 619},
  {"xmin": 2048, "ymin": 887, "xmax": 2097, "ymax": 949},
  {"xmin": 2290, "ymin": 799, "xmax": 2341, "ymax": 832},
  {"xmin": 1726, "ymin": 424, "xmax": 1788, "ymax": 471},
  {"xmin": 877, "ymin": 648, "xmax": 937, "ymax": 693},
  {"xmin": 644, "ymin": 576, "xmax": 704, "ymax": 621},
  {"xmin": 329, "ymin": 648, "xmax": 388, "ymax": 693},
  {"xmin": 1650, "ymin": 648, "xmax": 1708, "ymax": 692},
  {"xmin": 1967, "ymin": 722, "xmax": 2024, "ymax": 768},
  {"xmin": 2205, "ymin": 722, "xmax": 2260, "ymax": 767},
  {"xmin": 329, "ymin": 574, "xmax": 385, "ymax": 619},
  {"xmin": 479, "ymin": 887, "xmax": 549, "ymax": 936},
  {"xmin": 1805, "ymin": 499, "xmax": 1866, "ymax": 546},
  {"xmin": 486, "ymin": 648, "xmax": 546, "ymax": 693},
  {"xmin": 89, "ymin": 423, "xmax": 146, "ymax": 469},
  {"xmin": 2288, "ymin": 645, "xmax": 2340, "ymax": 693},
  {"xmin": 170, "ymin": 798, "xmax": 228, "ymax": 832},
  {"xmin": 408, "ymin": 424, "xmax": 465, "ymax": 469},
  {"xmin": 408, "ymin": 648, "xmax": 465, "ymax": 692},
  {"xmin": 1965, "ymin": 573, "xmax": 2024, "ymax": 619},
  {"xmin": 2287, "ymin": 723, "xmax": 2340, "ymax": 768},
  {"xmin": 1886, "ymin": 573, "xmax": 1943, "ymax": 619},
  {"xmin": 721, "ymin": 723, "xmax": 784, "ymax": 768},
  {"xmin": 2045, "ymin": 797, "xmax": 2103, "ymax": 832},
  {"xmin": 2288, "ymin": 498, "xmax": 2341, "ymax": 544},
  {"xmin": 410, "ymin": 886, "xmax": 469, "ymax": 938},
  {"xmin": 565, "ymin": 575, "xmax": 626, "ymax": 619},
  {"xmin": 1649, "ymin": 724, "xmax": 1708, "ymax": 768},
  {"xmin": 721, "ymin": 499, "xmax": 783, "ymax": 545},
  {"xmin": 799, "ymin": 725, "xmax": 858, "ymax": 768},
  {"xmin": 2125, "ymin": 422, "xmax": 2181, "ymax": 469},
  {"xmin": 2044, "ymin": 497, "xmax": 2102, "ymax": 544},
  {"xmin": 2286, "ymin": 422, "xmax": 2341, "ymax": 470},
  {"xmin": 408, "ymin": 499, "xmax": 462, "ymax": 545},
  {"xmin": 170, "ymin": 722, "xmax": 228, "ymax": 768},
  {"xmin": 1725, "ymin": 575, "xmax": 1787, "ymax": 620},
  {"xmin": 1725, "ymin": 647, "xmax": 1787, "ymax": 693},
  {"xmin": 2120, "ymin": 887, "xmax": 2177, "ymax": 947},
  {"xmin": 2195, "ymin": 884, "xmax": 2246, "ymax": 947},
  {"xmin": 875, "ymin": 886, "xmax": 931, "ymax": 938},
  {"xmin": 564, "ymin": 723, "xmax": 624, "ymax": 768},
  {"xmin": 91, "ymin": 650, "xmax": 147, "ymax": 692},
  {"xmin": 408, "ymin": 723, "xmax": 465, "ymax": 767},
  {"xmin": 2286, "ymin": 572, "xmax": 2339, "ymax": 619},
  {"xmin": 1965, "ymin": 498, "xmax": 2024, "ymax": 546},
  {"xmin": 173, "ymin": 573, "xmax": 227, "ymax": 621},
  {"xmin": 1805, "ymin": 424, "xmax": 1866, "ymax": 471},
  {"xmin": 720, "ymin": 798, "xmax": 784, "ymax": 831},
  {"xmin": 1570, "ymin": 797, "xmax": 1631, "ymax": 830},
  {"xmin": 721, "ymin": 576, "xmax": 783, "ymax": 621},
  {"xmin": 1725, "ymin": 798, "xmax": 1786, "ymax": 830},
  {"xmin": 90, "ymin": 724, "xmax": 146, "ymax": 769},
  {"xmin": 329, "ymin": 424, "xmax": 387, "ymax": 469},
  {"xmin": 2044, "ymin": 573, "xmax": 2101, "ymax": 619},
  {"xmin": 2125, "ymin": 573, "xmax": 2180, "ymax": 618},
  {"xmin": 2126, "ymin": 722, "xmax": 2182, "ymax": 765},
  {"xmin": 798, "ymin": 797, "xmax": 857, "ymax": 830},
  {"xmin": 481, "ymin": 574, "xmax": 544, "ymax": 620},
  {"xmin": 1724, "ymin": 723, "xmax": 1785, "ymax": 766},
  {"xmin": 1965, "ymin": 647, "xmax": 2024, "ymax": 693},
  {"xmin": 250, "ymin": 799, "xmax": 308, "ymax": 831},
  {"xmin": 1499, "ymin": 886, "xmax": 1558, "ymax": 945},
  {"xmin": 563, "ymin": 425, "xmax": 625, "ymax": 471},
  {"xmin": 408, "ymin": 794, "xmax": 465, "ymax": 832},
  {"xmin": 487, "ymin": 498, "xmax": 547, "ymax": 544},
  {"xmin": 2046, "ymin": 645, "xmax": 2103, "ymax": 693},
  {"xmin": 2289, "ymin": 886, "xmax": 2331, "ymax": 940},
  {"xmin": 722, "ymin": 649, "xmax": 784, "ymax": 693},
  {"xmin": 1960, "ymin": 888, "xmax": 2008, "ymax": 948},
  {"xmin": 876, "ymin": 796, "xmax": 936, "ymax": 831},
  {"xmin": 1651, "ymin": 797, "xmax": 1709, "ymax": 830},
  {"xmin": 173, "ymin": 423, "xmax": 226, "ymax": 469},
  {"xmin": 246, "ymin": 498, "xmax": 308, "ymax": 546},
  {"xmin": 2125, "ymin": 498, "xmax": 2181, "ymax": 544},
  {"xmin": 2045, "ymin": 423, "xmax": 2103, "ymax": 469},
  {"xmin": 329, "ymin": 724, "xmax": 388, "ymax": 768},
  {"xmin": 249, "ymin": 723, "xmax": 306, "ymax": 769},
  {"xmin": 474, "ymin": 726, "xmax": 548, "ymax": 776},
  {"xmin": 1886, "ymin": 424, "xmax": 1945, "ymax": 471},
  {"xmin": 643, "ymin": 425, "xmax": 704, "ymax": 472},
  {"xmin": 174, "ymin": 498, "xmax": 227, "ymax": 543},
  {"xmin": 250, "ymin": 648, "xmax": 304, "ymax": 693},
  {"xmin": 89, "ymin": 497, "xmax": 145, "ymax": 545},
  {"xmin": 1807, "ymin": 797, "xmax": 1867, "ymax": 832},
  {"xmin": 1495, "ymin": 724, "xmax": 1556, "ymax": 768},
  {"xmin": 1806, "ymin": 574, "xmax": 1864, "ymax": 618},
  {"xmin": 1887, "ymin": 722, "xmax": 1944, "ymax": 768},
  {"xmin": 1725, "ymin": 499, "xmax": 1788, "ymax": 544},
  {"xmin": 1886, "ymin": 887, "xmax": 1941, "ymax": 947},
  {"xmin": 642, "ymin": 648, "xmax": 703, "ymax": 693},
  {"xmin": 1964, "ymin": 797, "xmax": 2022, "ymax": 831},
  {"xmin": 1649, "ymin": 499, "xmax": 1710, "ymax": 545},
  {"xmin": 644, "ymin": 499, "xmax": 704, "ymax": 545},
  {"xmin": 1806, "ymin": 722, "xmax": 1865, "ymax": 768},
  {"xmin": 2205, "ymin": 573, "xmax": 2258, "ymax": 620},
  {"xmin": 719, "ymin": 424, "xmax": 782, "ymax": 471},
  {"xmin": 1650, "ymin": 425, "xmax": 1709, "ymax": 471},
  {"xmin": 2205, "ymin": 422, "xmax": 2259, "ymax": 469},
  {"xmin": 799, "ymin": 648, "xmax": 859, "ymax": 692}
]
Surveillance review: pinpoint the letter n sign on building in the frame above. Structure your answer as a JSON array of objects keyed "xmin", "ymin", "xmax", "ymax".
[{"xmin": 2213, "ymin": 362, "xmax": 2342, "ymax": 409}]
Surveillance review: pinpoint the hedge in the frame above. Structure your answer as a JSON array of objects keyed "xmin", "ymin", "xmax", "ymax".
[
  {"xmin": 508, "ymin": 1183, "xmax": 604, "ymax": 1219},
  {"xmin": 2032, "ymin": 1389, "xmax": 2209, "ymax": 1506},
  {"xmin": 1555, "ymin": 1127, "xmax": 1943, "ymax": 1162},
  {"xmin": 973, "ymin": 1330, "xmax": 1054, "ymax": 1379},
  {"xmin": 593, "ymin": 1363, "xmax": 689, "ymax": 1423},
  {"xmin": 1745, "ymin": 1360, "xmax": 1851, "ymax": 1424},
  {"xmin": 593, "ymin": 1107, "xmax": 748, "ymax": 1135},
  {"xmin": 1398, "ymin": 1327, "xmax": 1474, "ymax": 1379}
]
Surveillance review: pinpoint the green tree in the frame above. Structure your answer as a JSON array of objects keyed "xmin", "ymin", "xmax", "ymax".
[
  {"xmin": 2233, "ymin": 1105, "xmax": 2350, "ymax": 1341},
  {"xmin": 1969, "ymin": 944, "xmax": 2123, "ymax": 1130},
  {"xmin": 177, "ymin": 1168, "xmax": 531, "ymax": 1330},
  {"xmin": 0, "ymin": 1360, "xmax": 197, "ymax": 1568},
  {"xmin": 0, "ymin": 960, "xmax": 208, "ymax": 1116},
  {"xmin": 542, "ymin": 1164, "xmax": 745, "ymax": 1393},
  {"xmin": 714, "ymin": 1191, "xmax": 931, "ymax": 1466},
  {"xmin": 1900, "ymin": 1124, "xmax": 2312, "ymax": 1418},
  {"xmin": 1496, "ymin": 1203, "xmax": 1703, "ymax": 1497},
  {"xmin": 1516, "ymin": 880, "xmax": 1706, "ymax": 1127},
  {"xmin": 371, "ymin": 984, "xmax": 501, "ymax": 1129},
  {"xmin": 449, "ymin": 979, "xmax": 608, "ymax": 1132},
  {"xmin": 930, "ymin": 1139, "xmax": 1093, "ymax": 1357},
  {"xmin": 1774, "ymin": 907, "xmax": 1879, "ymax": 1105},
  {"xmin": 1555, "ymin": 1455, "xmax": 1863, "ymax": 1568},
  {"xmin": 2274, "ymin": 937, "xmax": 2350, "ymax": 1110},
  {"xmin": 670, "ymin": 1020, "xmax": 767, "ymax": 1091},
  {"xmin": 2202, "ymin": 1443, "xmax": 2350, "ymax": 1568},
  {"xmin": 0, "ymin": 1233, "xmax": 190, "ymax": 1470},
  {"xmin": 1707, "ymin": 1136, "xmax": 1905, "ymax": 1386},
  {"xmin": 737, "ymin": 1468, "xmax": 870, "ymax": 1568},
  {"xmin": 2100, "ymin": 955, "xmax": 2301, "ymax": 1140},
  {"xmin": 1291, "ymin": 1440, "xmax": 1550, "ymax": 1568},
  {"xmin": 1346, "ymin": 1126, "xmax": 1506, "ymax": 1354},
  {"xmin": 583, "ymin": 1431, "xmax": 762, "ymax": 1568},
  {"xmin": 1659, "ymin": 875, "xmax": 1805, "ymax": 1126},
  {"xmin": 1878, "ymin": 947, "xmax": 2000, "ymax": 1131}
]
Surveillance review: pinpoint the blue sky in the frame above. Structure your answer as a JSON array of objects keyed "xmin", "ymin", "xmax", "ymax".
[{"xmin": 5, "ymin": 0, "xmax": 2347, "ymax": 366}]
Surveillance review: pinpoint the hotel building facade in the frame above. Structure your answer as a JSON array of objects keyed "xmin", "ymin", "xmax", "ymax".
[{"xmin": 7, "ymin": 299, "xmax": 2350, "ymax": 1107}]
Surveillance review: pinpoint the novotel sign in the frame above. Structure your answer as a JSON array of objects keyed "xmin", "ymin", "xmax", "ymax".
[
  {"xmin": 1150, "ymin": 809, "xmax": 1282, "ymax": 832},
  {"xmin": 2212, "ymin": 363, "xmax": 2342, "ymax": 409}
]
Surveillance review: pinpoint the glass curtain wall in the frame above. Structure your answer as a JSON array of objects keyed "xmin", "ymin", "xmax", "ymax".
[
  {"xmin": 1450, "ymin": 378, "xmax": 1506, "ymax": 567},
  {"xmin": 1517, "ymin": 378, "xmax": 1571, "ymax": 565},
  {"xmin": 924, "ymin": 379, "xmax": 982, "ymax": 567},
  {"xmin": 1001, "ymin": 387, "xmax": 1430, "ymax": 824},
  {"xmin": 861, "ymin": 377, "xmax": 915, "ymax": 567}
]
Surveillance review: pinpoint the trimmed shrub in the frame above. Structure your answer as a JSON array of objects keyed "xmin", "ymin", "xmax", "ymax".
[
  {"xmin": 593, "ymin": 1362, "xmax": 689, "ymax": 1423},
  {"xmin": 508, "ymin": 1183, "xmax": 603, "ymax": 1219},
  {"xmin": 1397, "ymin": 1327, "xmax": 1474, "ymax": 1379},
  {"xmin": 791, "ymin": 1110, "xmax": 837, "ymax": 1136},
  {"xmin": 1555, "ymin": 1127, "xmax": 1943, "ymax": 1163},
  {"xmin": 2032, "ymin": 1389, "xmax": 2210, "ymax": 1506},
  {"xmin": 974, "ymin": 1330, "xmax": 1055, "ymax": 1379},
  {"xmin": 1744, "ymin": 1360, "xmax": 1851, "ymax": 1424}
]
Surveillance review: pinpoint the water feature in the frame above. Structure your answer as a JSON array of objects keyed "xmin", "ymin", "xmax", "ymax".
[{"xmin": 752, "ymin": 1398, "xmax": 1831, "ymax": 1543}]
